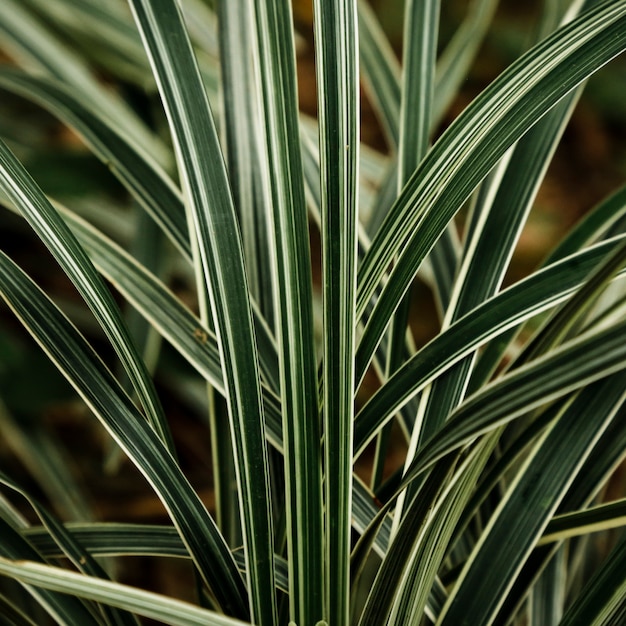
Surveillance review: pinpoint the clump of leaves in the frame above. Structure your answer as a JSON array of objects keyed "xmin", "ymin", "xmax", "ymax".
[{"xmin": 0, "ymin": 0, "xmax": 625, "ymax": 625}]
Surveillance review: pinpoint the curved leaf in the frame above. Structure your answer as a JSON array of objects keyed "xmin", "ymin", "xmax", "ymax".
[
  {"xmin": 356, "ymin": 1, "xmax": 626, "ymax": 378},
  {"xmin": 0, "ymin": 251, "xmax": 247, "ymax": 617}
]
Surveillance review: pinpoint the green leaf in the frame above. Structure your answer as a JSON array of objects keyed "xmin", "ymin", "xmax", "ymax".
[
  {"xmin": 400, "ymin": 0, "xmax": 589, "ymax": 518},
  {"xmin": 0, "ymin": 251, "xmax": 247, "ymax": 617},
  {"xmin": 22, "ymin": 522, "xmax": 291, "ymax": 595},
  {"xmin": 0, "ymin": 470, "xmax": 139, "ymax": 626},
  {"xmin": 0, "ymin": 558, "xmax": 249, "ymax": 626},
  {"xmin": 433, "ymin": 0, "xmax": 499, "ymax": 126},
  {"xmin": 385, "ymin": 0, "xmax": 441, "ymax": 529},
  {"xmin": 438, "ymin": 371, "xmax": 626, "ymax": 626},
  {"xmin": 217, "ymin": 1, "xmax": 272, "ymax": 321},
  {"xmin": 355, "ymin": 237, "xmax": 626, "ymax": 455},
  {"xmin": 127, "ymin": 0, "xmax": 276, "ymax": 622},
  {"xmin": 0, "ymin": 0, "xmax": 168, "ymax": 166},
  {"xmin": 356, "ymin": 0, "xmax": 626, "ymax": 378},
  {"xmin": 0, "ymin": 137, "xmax": 175, "ymax": 456},
  {"xmin": 312, "ymin": 0, "xmax": 359, "ymax": 622},
  {"xmin": 252, "ymin": 0, "xmax": 325, "ymax": 621},
  {"xmin": 0, "ymin": 518, "xmax": 100, "ymax": 625},
  {"xmin": 531, "ymin": 549, "xmax": 567, "ymax": 626},
  {"xmin": 0, "ymin": 67, "xmax": 191, "ymax": 262},
  {"xmin": 559, "ymin": 532, "xmax": 626, "ymax": 625},
  {"xmin": 498, "ymin": 402, "xmax": 626, "ymax": 622},
  {"xmin": 216, "ymin": 1, "xmax": 274, "ymax": 547},
  {"xmin": 38, "ymin": 205, "xmax": 282, "ymax": 448},
  {"xmin": 19, "ymin": 0, "xmax": 152, "ymax": 85},
  {"xmin": 401, "ymin": 320, "xmax": 626, "ymax": 494},
  {"xmin": 357, "ymin": 1, "xmax": 400, "ymax": 148},
  {"xmin": 540, "ymin": 499, "xmax": 626, "ymax": 545},
  {"xmin": 358, "ymin": 443, "xmax": 491, "ymax": 625}
]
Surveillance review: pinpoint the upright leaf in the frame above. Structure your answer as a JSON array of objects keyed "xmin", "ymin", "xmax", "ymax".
[
  {"xmin": 127, "ymin": 0, "xmax": 276, "ymax": 622},
  {"xmin": 312, "ymin": 0, "xmax": 359, "ymax": 622},
  {"xmin": 251, "ymin": 0, "xmax": 325, "ymax": 621}
]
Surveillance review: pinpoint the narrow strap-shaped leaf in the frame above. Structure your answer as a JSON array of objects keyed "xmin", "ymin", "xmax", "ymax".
[
  {"xmin": 0, "ymin": 594, "xmax": 38, "ymax": 626},
  {"xmin": 0, "ymin": 471, "xmax": 139, "ymax": 626},
  {"xmin": 355, "ymin": 238, "xmax": 626, "ymax": 455},
  {"xmin": 401, "ymin": 319, "xmax": 626, "ymax": 487},
  {"xmin": 215, "ymin": 0, "xmax": 260, "ymax": 549},
  {"xmin": 23, "ymin": 523, "xmax": 189, "ymax": 559},
  {"xmin": 0, "ymin": 557, "xmax": 249, "ymax": 626},
  {"xmin": 251, "ymin": 0, "xmax": 325, "ymax": 621},
  {"xmin": 387, "ymin": 0, "xmax": 441, "ymax": 530},
  {"xmin": 540, "ymin": 499, "xmax": 626, "ymax": 545},
  {"xmin": 23, "ymin": 523, "xmax": 292, "ymax": 595},
  {"xmin": 391, "ymin": 438, "xmax": 494, "ymax": 624},
  {"xmin": 127, "ymin": 0, "xmax": 276, "ymax": 622},
  {"xmin": 559, "ymin": 532, "xmax": 626, "ymax": 626},
  {"xmin": 0, "ymin": 251, "xmax": 247, "ymax": 617},
  {"xmin": 356, "ymin": 0, "xmax": 626, "ymax": 378},
  {"xmin": 531, "ymin": 548, "xmax": 566, "ymax": 626},
  {"xmin": 19, "ymin": 0, "xmax": 151, "ymax": 83},
  {"xmin": 438, "ymin": 371, "xmax": 626, "ymax": 626},
  {"xmin": 357, "ymin": 0, "xmax": 400, "ymax": 148},
  {"xmin": 544, "ymin": 184, "xmax": 626, "ymax": 265},
  {"xmin": 313, "ymin": 0, "xmax": 359, "ymax": 622},
  {"xmin": 0, "ymin": 518, "xmax": 100, "ymax": 625},
  {"xmin": 495, "ymin": 403, "xmax": 626, "ymax": 622},
  {"xmin": 406, "ymin": 0, "xmax": 589, "ymax": 514},
  {"xmin": 216, "ymin": 0, "xmax": 278, "ymax": 544},
  {"xmin": 218, "ymin": 1, "xmax": 268, "ymax": 313},
  {"xmin": 44, "ymin": 205, "xmax": 283, "ymax": 446},
  {"xmin": 108, "ymin": 206, "xmax": 166, "ymax": 473},
  {"xmin": 398, "ymin": 0, "xmax": 439, "ymax": 182},
  {"xmin": 21, "ymin": 521, "xmax": 291, "ymax": 595},
  {"xmin": 468, "ymin": 181, "xmax": 626, "ymax": 393},
  {"xmin": 0, "ymin": 68, "xmax": 191, "ymax": 262},
  {"xmin": 0, "ymin": 138, "xmax": 175, "ymax": 454},
  {"xmin": 415, "ymin": 87, "xmax": 581, "ymax": 448},
  {"xmin": 432, "ymin": 0, "xmax": 499, "ymax": 126},
  {"xmin": 360, "ymin": 444, "xmax": 487, "ymax": 626}
]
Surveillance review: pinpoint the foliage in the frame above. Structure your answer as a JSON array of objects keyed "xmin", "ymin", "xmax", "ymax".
[{"xmin": 0, "ymin": 0, "xmax": 625, "ymax": 624}]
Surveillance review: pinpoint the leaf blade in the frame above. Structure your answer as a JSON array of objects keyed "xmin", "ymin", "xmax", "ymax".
[{"xmin": 127, "ymin": 0, "xmax": 276, "ymax": 621}]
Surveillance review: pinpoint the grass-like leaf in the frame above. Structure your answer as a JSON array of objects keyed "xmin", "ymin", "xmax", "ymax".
[
  {"xmin": 0, "ymin": 250, "xmax": 247, "ymax": 617},
  {"xmin": 438, "ymin": 371, "xmax": 626, "ymax": 625},
  {"xmin": 252, "ymin": 0, "xmax": 325, "ymax": 621},
  {"xmin": 0, "ymin": 470, "xmax": 139, "ymax": 626},
  {"xmin": 313, "ymin": 0, "xmax": 359, "ymax": 622},
  {"xmin": 0, "ymin": 67, "xmax": 191, "ymax": 262},
  {"xmin": 0, "ymin": 517, "xmax": 100, "ymax": 625},
  {"xmin": 0, "ymin": 138, "xmax": 175, "ymax": 454},
  {"xmin": 126, "ymin": 0, "xmax": 276, "ymax": 622},
  {"xmin": 0, "ymin": 557, "xmax": 248, "ymax": 626},
  {"xmin": 356, "ymin": 0, "xmax": 626, "ymax": 377},
  {"xmin": 355, "ymin": 237, "xmax": 626, "ymax": 453},
  {"xmin": 0, "ymin": 2, "xmax": 625, "ymax": 624},
  {"xmin": 0, "ymin": 0, "xmax": 168, "ymax": 165}
]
